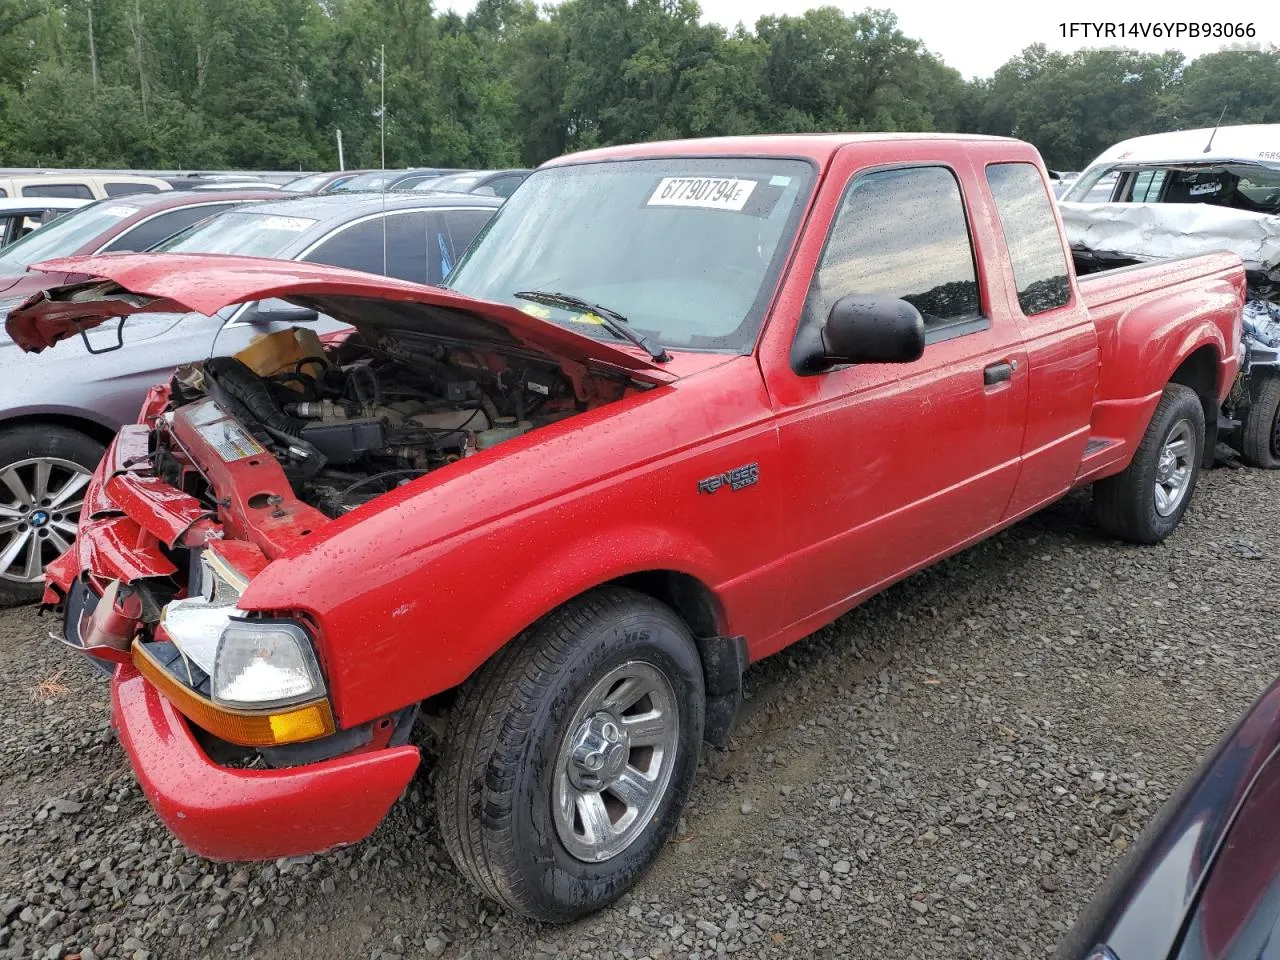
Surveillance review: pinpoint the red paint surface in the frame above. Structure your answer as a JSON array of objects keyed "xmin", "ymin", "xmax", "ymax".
[
  {"xmin": 45, "ymin": 135, "xmax": 1245, "ymax": 859},
  {"xmin": 6, "ymin": 253, "xmax": 674, "ymax": 385},
  {"xmin": 103, "ymin": 473, "xmax": 213, "ymax": 547},
  {"xmin": 111, "ymin": 665, "xmax": 420, "ymax": 860}
]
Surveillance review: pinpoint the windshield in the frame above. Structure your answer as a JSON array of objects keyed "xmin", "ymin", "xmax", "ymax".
[
  {"xmin": 331, "ymin": 172, "xmax": 398, "ymax": 192},
  {"xmin": 446, "ymin": 158, "xmax": 815, "ymax": 353},
  {"xmin": 418, "ymin": 173, "xmax": 485, "ymax": 193},
  {"xmin": 281, "ymin": 173, "xmax": 331, "ymax": 193},
  {"xmin": 153, "ymin": 211, "xmax": 317, "ymax": 257},
  {"xmin": 0, "ymin": 199, "xmax": 138, "ymax": 272}
]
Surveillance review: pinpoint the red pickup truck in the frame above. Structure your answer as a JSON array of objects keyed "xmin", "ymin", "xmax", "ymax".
[{"xmin": 8, "ymin": 134, "xmax": 1245, "ymax": 922}]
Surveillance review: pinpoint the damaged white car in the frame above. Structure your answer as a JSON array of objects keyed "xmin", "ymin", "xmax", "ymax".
[{"xmin": 1060, "ymin": 124, "xmax": 1280, "ymax": 465}]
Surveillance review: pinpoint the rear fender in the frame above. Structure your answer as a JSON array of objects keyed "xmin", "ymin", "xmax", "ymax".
[{"xmin": 1098, "ymin": 283, "xmax": 1235, "ymax": 405}]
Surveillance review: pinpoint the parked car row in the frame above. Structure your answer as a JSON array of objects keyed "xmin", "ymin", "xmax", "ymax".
[
  {"xmin": 282, "ymin": 165, "xmax": 533, "ymax": 197},
  {"xmin": 0, "ymin": 171, "xmax": 170, "ymax": 200},
  {"xmin": 0, "ymin": 164, "xmax": 536, "ymax": 202},
  {"xmin": 0, "ymin": 186, "xmax": 502, "ymax": 601},
  {"xmin": 0, "ymin": 131, "xmax": 1249, "ymax": 934}
]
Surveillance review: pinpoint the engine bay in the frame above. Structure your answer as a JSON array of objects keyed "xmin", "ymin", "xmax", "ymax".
[{"xmin": 157, "ymin": 326, "xmax": 624, "ymax": 517}]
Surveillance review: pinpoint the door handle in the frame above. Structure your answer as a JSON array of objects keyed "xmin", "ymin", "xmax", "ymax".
[{"xmin": 983, "ymin": 360, "xmax": 1016, "ymax": 386}]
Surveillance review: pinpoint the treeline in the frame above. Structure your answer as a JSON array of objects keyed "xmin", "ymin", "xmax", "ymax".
[{"xmin": 0, "ymin": 0, "xmax": 1277, "ymax": 173}]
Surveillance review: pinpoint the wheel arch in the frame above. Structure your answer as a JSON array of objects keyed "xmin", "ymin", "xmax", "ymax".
[
  {"xmin": 0, "ymin": 410, "xmax": 119, "ymax": 449},
  {"xmin": 1167, "ymin": 344, "xmax": 1222, "ymax": 467},
  {"xmin": 418, "ymin": 566, "xmax": 747, "ymax": 749}
]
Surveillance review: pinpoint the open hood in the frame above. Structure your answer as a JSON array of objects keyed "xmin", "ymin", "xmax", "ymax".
[{"xmin": 4, "ymin": 253, "xmax": 676, "ymax": 384}]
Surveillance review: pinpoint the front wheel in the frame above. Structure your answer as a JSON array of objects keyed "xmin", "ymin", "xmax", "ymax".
[
  {"xmin": 437, "ymin": 587, "xmax": 705, "ymax": 921},
  {"xmin": 0, "ymin": 425, "xmax": 103, "ymax": 606},
  {"xmin": 1093, "ymin": 383, "xmax": 1204, "ymax": 545}
]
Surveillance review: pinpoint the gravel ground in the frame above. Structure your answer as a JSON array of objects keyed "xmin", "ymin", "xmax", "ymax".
[{"xmin": 3, "ymin": 465, "xmax": 1278, "ymax": 960}]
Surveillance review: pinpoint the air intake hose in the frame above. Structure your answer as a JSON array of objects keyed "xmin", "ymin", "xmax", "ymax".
[{"xmin": 203, "ymin": 356, "xmax": 304, "ymax": 437}]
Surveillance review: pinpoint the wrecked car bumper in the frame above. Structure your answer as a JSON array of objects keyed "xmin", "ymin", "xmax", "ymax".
[{"xmin": 111, "ymin": 663, "xmax": 420, "ymax": 861}]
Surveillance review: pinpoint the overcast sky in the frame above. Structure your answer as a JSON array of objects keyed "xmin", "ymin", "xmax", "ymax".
[{"xmin": 437, "ymin": 0, "xmax": 1279, "ymax": 79}]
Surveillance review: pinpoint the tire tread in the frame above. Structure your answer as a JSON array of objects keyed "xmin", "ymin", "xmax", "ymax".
[
  {"xmin": 1242, "ymin": 376, "xmax": 1280, "ymax": 468},
  {"xmin": 1094, "ymin": 383, "xmax": 1203, "ymax": 544},
  {"xmin": 437, "ymin": 587, "xmax": 681, "ymax": 919}
]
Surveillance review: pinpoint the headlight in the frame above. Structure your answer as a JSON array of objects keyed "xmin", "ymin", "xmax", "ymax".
[{"xmin": 212, "ymin": 619, "xmax": 326, "ymax": 709}]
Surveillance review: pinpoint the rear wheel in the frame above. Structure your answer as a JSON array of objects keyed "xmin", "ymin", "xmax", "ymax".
[
  {"xmin": 1241, "ymin": 376, "xmax": 1280, "ymax": 468},
  {"xmin": 1093, "ymin": 383, "xmax": 1204, "ymax": 545},
  {"xmin": 0, "ymin": 425, "xmax": 103, "ymax": 606},
  {"xmin": 436, "ymin": 587, "xmax": 705, "ymax": 921}
]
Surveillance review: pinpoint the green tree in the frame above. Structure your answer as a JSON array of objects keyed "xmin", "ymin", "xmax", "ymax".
[{"xmin": 1163, "ymin": 48, "xmax": 1280, "ymax": 129}]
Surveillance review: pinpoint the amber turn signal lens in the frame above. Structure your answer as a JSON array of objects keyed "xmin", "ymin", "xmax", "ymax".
[{"xmin": 133, "ymin": 643, "xmax": 335, "ymax": 747}]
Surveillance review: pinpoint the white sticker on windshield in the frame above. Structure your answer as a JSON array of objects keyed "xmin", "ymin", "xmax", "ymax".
[
  {"xmin": 103, "ymin": 205, "xmax": 136, "ymax": 217},
  {"xmin": 647, "ymin": 177, "xmax": 757, "ymax": 211},
  {"xmin": 259, "ymin": 216, "xmax": 313, "ymax": 232}
]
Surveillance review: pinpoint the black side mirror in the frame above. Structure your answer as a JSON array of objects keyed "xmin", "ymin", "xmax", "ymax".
[
  {"xmin": 241, "ymin": 298, "xmax": 319, "ymax": 326},
  {"xmin": 792, "ymin": 295, "xmax": 926, "ymax": 373},
  {"xmin": 823, "ymin": 295, "xmax": 926, "ymax": 364}
]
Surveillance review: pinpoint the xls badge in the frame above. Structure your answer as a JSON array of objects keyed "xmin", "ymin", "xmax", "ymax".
[{"xmin": 698, "ymin": 462, "xmax": 759, "ymax": 495}]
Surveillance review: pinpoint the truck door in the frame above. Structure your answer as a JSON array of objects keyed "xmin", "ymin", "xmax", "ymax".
[
  {"xmin": 979, "ymin": 158, "xmax": 1098, "ymax": 517},
  {"xmin": 756, "ymin": 153, "xmax": 1029, "ymax": 640}
]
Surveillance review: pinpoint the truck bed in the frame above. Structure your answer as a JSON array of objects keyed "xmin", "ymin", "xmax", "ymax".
[
  {"xmin": 1077, "ymin": 251, "xmax": 1244, "ymax": 307},
  {"xmin": 1074, "ymin": 250, "xmax": 1245, "ymax": 483}
]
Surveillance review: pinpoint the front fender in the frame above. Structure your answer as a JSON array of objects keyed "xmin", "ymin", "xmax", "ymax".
[
  {"xmin": 238, "ymin": 357, "xmax": 782, "ymax": 728},
  {"xmin": 300, "ymin": 515, "xmax": 748, "ymax": 728}
]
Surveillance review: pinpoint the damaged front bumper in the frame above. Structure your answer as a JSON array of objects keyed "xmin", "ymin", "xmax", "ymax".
[
  {"xmin": 111, "ymin": 663, "xmax": 419, "ymax": 860},
  {"xmin": 50, "ymin": 403, "xmax": 421, "ymax": 860}
]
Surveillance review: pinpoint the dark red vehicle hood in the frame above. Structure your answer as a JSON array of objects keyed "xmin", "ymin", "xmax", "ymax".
[{"xmin": 3, "ymin": 253, "xmax": 676, "ymax": 384}]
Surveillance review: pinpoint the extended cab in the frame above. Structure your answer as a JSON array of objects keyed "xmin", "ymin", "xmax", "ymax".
[{"xmin": 7, "ymin": 134, "xmax": 1245, "ymax": 922}]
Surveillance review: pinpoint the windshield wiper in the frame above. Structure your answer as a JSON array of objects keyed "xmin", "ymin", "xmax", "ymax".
[{"xmin": 514, "ymin": 290, "xmax": 670, "ymax": 363}]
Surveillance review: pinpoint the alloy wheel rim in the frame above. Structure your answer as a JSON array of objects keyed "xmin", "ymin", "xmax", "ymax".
[
  {"xmin": 1153, "ymin": 420, "xmax": 1194, "ymax": 518},
  {"xmin": 0, "ymin": 457, "xmax": 90, "ymax": 584},
  {"xmin": 552, "ymin": 660, "xmax": 680, "ymax": 863}
]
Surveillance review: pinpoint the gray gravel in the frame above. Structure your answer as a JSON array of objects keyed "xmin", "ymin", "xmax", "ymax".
[{"xmin": 3, "ymin": 466, "xmax": 1278, "ymax": 959}]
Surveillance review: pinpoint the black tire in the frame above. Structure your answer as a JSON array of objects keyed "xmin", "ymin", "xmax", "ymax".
[
  {"xmin": 0, "ymin": 424, "xmax": 105, "ymax": 607},
  {"xmin": 1241, "ymin": 376, "xmax": 1280, "ymax": 468},
  {"xmin": 1093, "ymin": 383, "xmax": 1204, "ymax": 545},
  {"xmin": 437, "ymin": 587, "xmax": 705, "ymax": 922}
]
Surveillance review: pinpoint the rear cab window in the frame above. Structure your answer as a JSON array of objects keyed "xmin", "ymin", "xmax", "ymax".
[
  {"xmin": 804, "ymin": 165, "xmax": 982, "ymax": 341},
  {"xmin": 985, "ymin": 163, "xmax": 1072, "ymax": 316}
]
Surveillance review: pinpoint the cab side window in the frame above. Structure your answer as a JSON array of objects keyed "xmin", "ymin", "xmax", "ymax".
[
  {"xmin": 103, "ymin": 205, "xmax": 233, "ymax": 252},
  {"xmin": 304, "ymin": 218, "xmax": 395, "ymax": 277},
  {"xmin": 805, "ymin": 166, "xmax": 981, "ymax": 333},
  {"xmin": 985, "ymin": 163, "xmax": 1071, "ymax": 316},
  {"xmin": 305, "ymin": 213, "xmax": 436, "ymax": 284},
  {"xmin": 106, "ymin": 181, "xmax": 161, "ymax": 197},
  {"xmin": 22, "ymin": 183, "xmax": 94, "ymax": 199}
]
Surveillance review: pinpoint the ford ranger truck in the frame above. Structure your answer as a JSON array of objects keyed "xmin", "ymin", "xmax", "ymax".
[{"xmin": 7, "ymin": 134, "xmax": 1246, "ymax": 922}]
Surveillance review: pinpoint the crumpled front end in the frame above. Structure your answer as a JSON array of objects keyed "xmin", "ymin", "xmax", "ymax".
[
  {"xmin": 1242, "ymin": 298, "xmax": 1280, "ymax": 374},
  {"xmin": 49, "ymin": 386, "xmax": 421, "ymax": 860},
  {"xmin": 46, "ymin": 384, "xmax": 217, "ymax": 663}
]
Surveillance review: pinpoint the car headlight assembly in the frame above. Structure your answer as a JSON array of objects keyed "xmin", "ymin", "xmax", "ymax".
[
  {"xmin": 142, "ymin": 550, "xmax": 336, "ymax": 747},
  {"xmin": 212, "ymin": 618, "xmax": 326, "ymax": 710}
]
